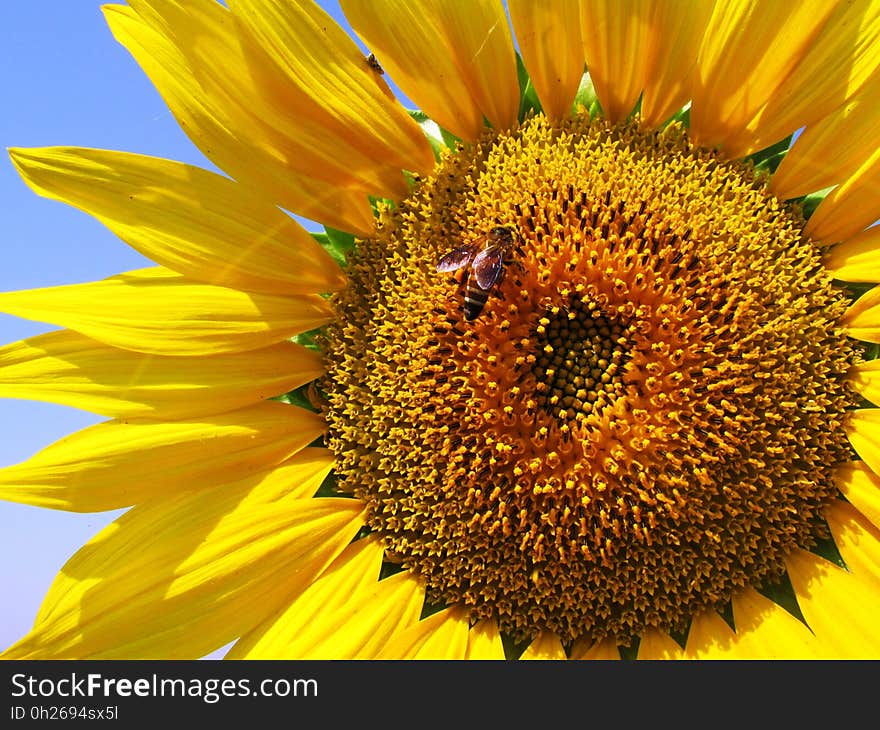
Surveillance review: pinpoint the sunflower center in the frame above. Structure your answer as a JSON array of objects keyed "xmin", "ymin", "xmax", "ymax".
[
  {"xmin": 533, "ymin": 302, "xmax": 630, "ymax": 425},
  {"xmin": 321, "ymin": 114, "xmax": 858, "ymax": 647}
]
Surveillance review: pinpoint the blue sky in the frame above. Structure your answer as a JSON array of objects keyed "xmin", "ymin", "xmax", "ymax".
[{"xmin": 0, "ymin": 0, "xmax": 362, "ymax": 655}]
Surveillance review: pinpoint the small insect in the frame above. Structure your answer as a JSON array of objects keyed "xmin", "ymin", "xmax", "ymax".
[
  {"xmin": 436, "ymin": 226, "xmax": 519, "ymax": 321},
  {"xmin": 366, "ymin": 53, "xmax": 384, "ymax": 74}
]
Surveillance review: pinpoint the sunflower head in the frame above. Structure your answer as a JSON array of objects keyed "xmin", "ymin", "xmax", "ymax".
[{"xmin": 322, "ymin": 112, "xmax": 860, "ymax": 646}]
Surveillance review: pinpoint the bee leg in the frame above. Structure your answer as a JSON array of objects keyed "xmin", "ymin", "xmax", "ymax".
[{"xmin": 495, "ymin": 265, "xmax": 509, "ymax": 287}]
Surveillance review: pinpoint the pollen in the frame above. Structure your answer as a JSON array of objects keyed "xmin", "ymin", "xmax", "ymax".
[{"xmin": 321, "ymin": 114, "xmax": 859, "ymax": 646}]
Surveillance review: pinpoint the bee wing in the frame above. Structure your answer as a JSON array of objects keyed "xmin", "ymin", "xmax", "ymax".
[
  {"xmin": 436, "ymin": 243, "xmax": 479, "ymax": 273},
  {"xmin": 472, "ymin": 246, "xmax": 505, "ymax": 289}
]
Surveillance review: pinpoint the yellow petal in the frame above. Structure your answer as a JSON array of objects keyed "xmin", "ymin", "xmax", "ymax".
[
  {"xmin": 842, "ymin": 287, "xmax": 880, "ymax": 343},
  {"xmin": 230, "ymin": 536, "xmax": 425, "ymax": 659},
  {"xmin": 823, "ymin": 224, "xmax": 880, "ymax": 283},
  {"xmin": 783, "ymin": 501, "xmax": 880, "ymax": 658},
  {"xmin": 826, "ymin": 498, "xmax": 880, "ymax": 593},
  {"xmin": 104, "ymin": 3, "xmax": 375, "ymax": 235},
  {"xmin": 639, "ymin": 2, "xmax": 714, "ymax": 129},
  {"xmin": 0, "ymin": 267, "xmax": 333, "ymax": 356},
  {"xmin": 253, "ymin": 447, "xmax": 336, "ymax": 502},
  {"xmin": 227, "ymin": 0, "xmax": 433, "ymax": 179},
  {"xmin": 374, "ymin": 606, "xmax": 470, "ymax": 659},
  {"xmin": 835, "ymin": 461, "xmax": 880, "ymax": 532},
  {"xmin": 128, "ymin": 0, "xmax": 408, "ymax": 200},
  {"xmin": 568, "ymin": 637, "xmax": 620, "ymax": 660},
  {"xmin": 685, "ymin": 589, "xmax": 822, "ymax": 659},
  {"xmin": 725, "ymin": 1, "xmax": 880, "ymax": 157},
  {"xmin": 577, "ymin": 0, "xmax": 654, "ymax": 124},
  {"xmin": 508, "ymin": 0, "xmax": 583, "ymax": 120},
  {"xmin": 2, "ymin": 486, "xmax": 364, "ymax": 659},
  {"xmin": 771, "ymin": 80, "xmax": 880, "ymax": 200},
  {"xmin": 804, "ymin": 162, "xmax": 880, "ymax": 245},
  {"xmin": 9, "ymin": 146, "xmax": 346, "ymax": 296},
  {"xmin": 849, "ymin": 359, "xmax": 880, "ymax": 408},
  {"xmin": 636, "ymin": 628, "xmax": 685, "ymax": 659},
  {"xmin": 0, "ymin": 401, "xmax": 324, "ymax": 512},
  {"xmin": 576, "ymin": 2, "xmax": 715, "ymax": 127},
  {"xmin": 464, "ymin": 619, "xmax": 506, "ymax": 660},
  {"xmin": 519, "ymin": 631, "xmax": 567, "ymax": 660},
  {"xmin": 680, "ymin": 609, "xmax": 736, "ymax": 659},
  {"xmin": 577, "ymin": 1, "xmax": 713, "ymax": 126},
  {"xmin": 341, "ymin": 0, "xmax": 519, "ymax": 142},
  {"xmin": 727, "ymin": 589, "xmax": 820, "ymax": 658},
  {"xmin": 848, "ymin": 410, "xmax": 880, "ymax": 476},
  {"xmin": 0, "ymin": 329, "xmax": 322, "ymax": 420},
  {"xmin": 690, "ymin": 0, "xmax": 842, "ymax": 151}
]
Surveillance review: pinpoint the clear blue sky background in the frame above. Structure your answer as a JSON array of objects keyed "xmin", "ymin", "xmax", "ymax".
[{"xmin": 0, "ymin": 0, "xmax": 372, "ymax": 656}]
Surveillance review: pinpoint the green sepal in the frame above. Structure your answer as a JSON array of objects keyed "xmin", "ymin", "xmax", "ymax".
[
  {"xmin": 418, "ymin": 598, "xmax": 450, "ymax": 620},
  {"xmin": 274, "ymin": 386, "xmax": 317, "ymax": 412},
  {"xmin": 836, "ymin": 280, "xmax": 875, "ymax": 306},
  {"xmin": 800, "ymin": 185, "xmax": 835, "ymax": 220},
  {"xmin": 408, "ymin": 109, "xmax": 461, "ymax": 159},
  {"xmin": 501, "ymin": 632, "xmax": 532, "ymax": 661},
  {"xmin": 440, "ymin": 127, "xmax": 462, "ymax": 150},
  {"xmin": 401, "ymin": 170, "xmax": 419, "ymax": 190},
  {"xmin": 756, "ymin": 570, "xmax": 809, "ymax": 625},
  {"xmin": 627, "ymin": 93, "xmax": 643, "ymax": 123},
  {"xmin": 516, "ymin": 52, "xmax": 543, "ymax": 121},
  {"xmin": 810, "ymin": 521, "xmax": 847, "ymax": 570},
  {"xmin": 378, "ymin": 559, "xmax": 407, "ymax": 580},
  {"xmin": 408, "ymin": 109, "xmax": 450, "ymax": 161},
  {"xmin": 572, "ymin": 70, "xmax": 602, "ymax": 118},
  {"xmin": 861, "ymin": 341, "xmax": 880, "ymax": 361},
  {"xmin": 668, "ymin": 105, "xmax": 691, "ymax": 128},
  {"xmin": 274, "ymin": 329, "xmax": 328, "ymax": 414},
  {"xmin": 313, "ymin": 226, "xmax": 357, "ymax": 268},
  {"xmin": 291, "ymin": 326, "xmax": 324, "ymax": 352},
  {"xmin": 720, "ymin": 600, "xmax": 736, "ymax": 632},
  {"xmin": 667, "ymin": 622, "xmax": 690, "ymax": 650},
  {"xmin": 369, "ymin": 194, "xmax": 396, "ymax": 219},
  {"xmin": 747, "ymin": 134, "xmax": 793, "ymax": 175},
  {"xmin": 617, "ymin": 637, "xmax": 638, "ymax": 661},
  {"xmin": 791, "ymin": 186, "xmax": 834, "ymax": 221},
  {"xmin": 313, "ymin": 470, "xmax": 341, "ymax": 498},
  {"xmin": 272, "ymin": 350, "xmax": 329, "ymax": 415}
]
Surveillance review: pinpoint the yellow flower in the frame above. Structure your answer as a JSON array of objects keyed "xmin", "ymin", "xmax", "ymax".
[{"xmin": 2, "ymin": 0, "xmax": 880, "ymax": 660}]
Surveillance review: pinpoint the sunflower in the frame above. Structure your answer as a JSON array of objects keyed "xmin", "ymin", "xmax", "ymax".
[{"xmin": 2, "ymin": 0, "xmax": 880, "ymax": 660}]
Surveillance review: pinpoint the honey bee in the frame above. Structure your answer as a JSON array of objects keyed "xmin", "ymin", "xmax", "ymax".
[
  {"xmin": 366, "ymin": 53, "xmax": 384, "ymax": 74},
  {"xmin": 436, "ymin": 226, "xmax": 519, "ymax": 321}
]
